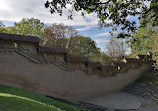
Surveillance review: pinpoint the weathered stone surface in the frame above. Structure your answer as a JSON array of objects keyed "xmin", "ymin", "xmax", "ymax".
[{"xmin": 0, "ymin": 33, "xmax": 153, "ymax": 102}]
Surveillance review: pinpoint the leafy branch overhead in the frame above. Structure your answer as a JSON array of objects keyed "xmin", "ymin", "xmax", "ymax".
[{"xmin": 45, "ymin": 0, "xmax": 158, "ymax": 38}]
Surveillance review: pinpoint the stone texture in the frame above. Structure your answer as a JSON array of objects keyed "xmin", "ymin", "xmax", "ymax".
[{"xmin": 0, "ymin": 51, "xmax": 152, "ymax": 101}]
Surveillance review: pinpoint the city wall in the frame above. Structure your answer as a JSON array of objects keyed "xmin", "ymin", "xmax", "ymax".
[{"xmin": 0, "ymin": 33, "xmax": 153, "ymax": 101}]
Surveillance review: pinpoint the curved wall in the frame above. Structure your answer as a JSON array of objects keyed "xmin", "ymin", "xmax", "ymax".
[
  {"xmin": 0, "ymin": 51, "xmax": 152, "ymax": 101},
  {"xmin": 0, "ymin": 33, "xmax": 153, "ymax": 102}
]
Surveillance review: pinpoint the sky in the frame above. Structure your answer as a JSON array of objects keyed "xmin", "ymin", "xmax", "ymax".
[{"xmin": 0, "ymin": 0, "xmax": 139, "ymax": 53}]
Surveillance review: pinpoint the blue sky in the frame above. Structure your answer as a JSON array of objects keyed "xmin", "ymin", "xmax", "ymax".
[{"xmin": 0, "ymin": 0, "xmax": 139, "ymax": 53}]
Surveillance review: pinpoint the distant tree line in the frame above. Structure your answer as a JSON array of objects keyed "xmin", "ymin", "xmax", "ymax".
[{"xmin": 0, "ymin": 18, "xmax": 128, "ymax": 64}]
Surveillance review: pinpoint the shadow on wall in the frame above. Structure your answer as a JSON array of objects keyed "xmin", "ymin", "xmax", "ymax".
[{"xmin": 0, "ymin": 69, "xmax": 39, "ymax": 92}]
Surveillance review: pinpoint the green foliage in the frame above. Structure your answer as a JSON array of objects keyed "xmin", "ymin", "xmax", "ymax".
[
  {"xmin": 45, "ymin": 0, "xmax": 158, "ymax": 37},
  {"xmin": 134, "ymin": 70, "xmax": 158, "ymax": 86},
  {"xmin": 135, "ymin": 76, "xmax": 154, "ymax": 84},
  {"xmin": 0, "ymin": 94, "xmax": 61, "ymax": 111},
  {"xmin": 0, "ymin": 27, "xmax": 13, "ymax": 34},
  {"xmin": 0, "ymin": 21, "xmax": 4, "ymax": 27},
  {"xmin": 0, "ymin": 85, "xmax": 90, "ymax": 111},
  {"xmin": 0, "ymin": 27, "xmax": 7, "ymax": 33},
  {"xmin": 0, "ymin": 18, "xmax": 45, "ymax": 39},
  {"xmin": 99, "ymin": 53, "xmax": 114, "ymax": 65},
  {"xmin": 0, "ymin": 21, "xmax": 9, "ymax": 33},
  {"xmin": 68, "ymin": 36, "xmax": 101, "ymax": 61},
  {"xmin": 128, "ymin": 26, "xmax": 155, "ymax": 55},
  {"xmin": 44, "ymin": 24, "xmax": 101, "ymax": 62},
  {"xmin": 11, "ymin": 18, "xmax": 45, "ymax": 38},
  {"xmin": 151, "ymin": 31, "xmax": 158, "ymax": 67}
]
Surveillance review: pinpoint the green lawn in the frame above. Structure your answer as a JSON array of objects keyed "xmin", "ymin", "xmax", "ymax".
[{"xmin": 0, "ymin": 85, "xmax": 91, "ymax": 111}]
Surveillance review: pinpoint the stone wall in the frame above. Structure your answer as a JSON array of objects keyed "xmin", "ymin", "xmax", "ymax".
[{"xmin": 0, "ymin": 33, "xmax": 153, "ymax": 102}]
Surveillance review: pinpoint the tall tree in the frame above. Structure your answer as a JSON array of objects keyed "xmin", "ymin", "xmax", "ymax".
[
  {"xmin": 128, "ymin": 26, "xmax": 155, "ymax": 55},
  {"xmin": 151, "ymin": 31, "xmax": 158, "ymax": 67},
  {"xmin": 128, "ymin": 14, "xmax": 157, "ymax": 56},
  {"xmin": 105, "ymin": 37, "xmax": 126, "ymax": 61},
  {"xmin": 44, "ymin": 24, "xmax": 100, "ymax": 61},
  {"xmin": 67, "ymin": 36, "xmax": 101, "ymax": 61},
  {"xmin": 0, "ymin": 21, "xmax": 4, "ymax": 27},
  {"xmin": 0, "ymin": 21, "xmax": 6, "ymax": 33},
  {"xmin": 99, "ymin": 52, "xmax": 114, "ymax": 65},
  {"xmin": 45, "ymin": 0, "xmax": 158, "ymax": 37},
  {"xmin": 11, "ymin": 18, "xmax": 45, "ymax": 38},
  {"xmin": 44, "ymin": 23, "xmax": 78, "ymax": 47},
  {"xmin": 0, "ymin": 21, "xmax": 12, "ymax": 33}
]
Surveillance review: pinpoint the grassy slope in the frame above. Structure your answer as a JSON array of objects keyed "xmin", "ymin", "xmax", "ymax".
[
  {"xmin": 135, "ymin": 70, "xmax": 158, "ymax": 85},
  {"xmin": 0, "ymin": 85, "xmax": 90, "ymax": 111}
]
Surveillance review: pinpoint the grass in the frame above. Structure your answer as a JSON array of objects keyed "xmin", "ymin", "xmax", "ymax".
[
  {"xmin": 135, "ymin": 70, "xmax": 158, "ymax": 86},
  {"xmin": 0, "ymin": 85, "xmax": 91, "ymax": 111},
  {"xmin": 135, "ymin": 76, "xmax": 154, "ymax": 83},
  {"xmin": 0, "ymin": 94, "xmax": 61, "ymax": 111}
]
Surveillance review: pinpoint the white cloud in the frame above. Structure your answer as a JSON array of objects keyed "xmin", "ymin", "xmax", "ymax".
[
  {"xmin": 76, "ymin": 25, "xmax": 96, "ymax": 31},
  {"xmin": 94, "ymin": 39, "xmax": 110, "ymax": 43},
  {"xmin": 94, "ymin": 32, "xmax": 118, "ymax": 37},
  {"xmin": 94, "ymin": 32, "xmax": 111, "ymax": 37},
  {"xmin": 0, "ymin": 1, "xmax": 12, "ymax": 11},
  {"xmin": 0, "ymin": 0, "xmax": 99, "ymax": 26}
]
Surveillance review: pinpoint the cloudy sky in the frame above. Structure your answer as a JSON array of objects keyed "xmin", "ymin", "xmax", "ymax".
[{"xmin": 0, "ymin": 0, "xmax": 138, "ymax": 52}]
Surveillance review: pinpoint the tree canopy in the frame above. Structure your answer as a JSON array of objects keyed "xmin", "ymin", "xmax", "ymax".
[
  {"xmin": 152, "ymin": 31, "xmax": 158, "ymax": 67},
  {"xmin": 11, "ymin": 18, "xmax": 46, "ymax": 38},
  {"xmin": 45, "ymin": 0, "xmax": 158, "ymax": 37},
  {"xmin": 0, "ymin": 21, "xmax": 12, "ymax": 33},
  {"xmin": 44, "ymin": 23, "xmax": 101, "ymax": 61},
  {"xmin": 105, "ymin": 37, "xmax": 126, "ymax": 61},
  {"xmin": 0, "ymin": 21, "xmax": 4, "ymax": 27},
  {"xmin": 0, "ymin": 21, "xmax": 6, "ymax": 33},
  {"xmin": 128, "ymin": 26, "xmax": 154, "ymax": 55},
  {"xmin": 44, "ymin": 23, "xmax": 78, "ymax": 47},
  {"xmin": 67, "ymin": 36, "xmax": 101, "ymax": 61}
]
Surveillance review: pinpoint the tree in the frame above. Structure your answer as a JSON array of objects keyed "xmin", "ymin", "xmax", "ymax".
[
  {"xmin": 128, "ymin": 14, "xmax": 158, "ymax": 56},
  {"xmin": 99, "ymin": 52, "xmax": 114, "ymax": 65},
  {"xmin": 45, "ymin": 0, "xmax": 158, "ymax": 37},
  {"xmin": 0, "ymin": 21, "xmax": 4, "ymax": 27},
  {"xmin": 128, "ymin": 26, "xmax": 155, "ymax": 55},
  {"xmin": 105, "ymin": 37, "xmax": 126, "ymax": 61},
  {"xmin": 11, "ymin": 18, "xmax": 45, "ymax": 38},
  {"xmin": 44, "ymin": 24, "xmax": 100, "ymax": 61},
  {"xmin": 44, "ymin": 23, "xmax": 78, "ymax": 47},
  {"xmin": 0, "ymin": 21, "xmax": 12, "ymax": 33},
  {"xmin": 67, "ymin": 36, "xmax": 101, "ymax": 61},
  {"xmin": 151, "ymin": 31, "xmax": 158, "ymax": 67},
  {"xmin": 0, "ymin": 21, "xmax": 6, "ymax": 33}
]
